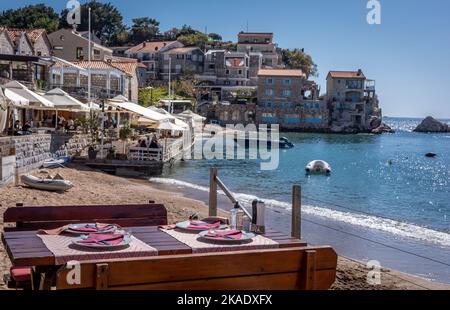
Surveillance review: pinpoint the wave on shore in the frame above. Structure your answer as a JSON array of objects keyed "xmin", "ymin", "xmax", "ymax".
[{"xmin": 149, "ymin": 177, "xmax": 450, "ymax": 248}]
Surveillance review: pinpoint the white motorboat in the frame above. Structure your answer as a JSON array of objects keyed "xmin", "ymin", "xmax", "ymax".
[
  {"xmin": 21, "ymin": 175, "xmax": 73, "ymax": 192},
  {"xmin": 42, "ymin": 156, "xmax": 71, "ymax": 168},
  {"xmin": 305, "ymin": 160, "xmax": 332, "ymax": 175}
]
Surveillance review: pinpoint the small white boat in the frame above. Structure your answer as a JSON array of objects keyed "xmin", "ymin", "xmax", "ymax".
[
  {"xmin": 42, "ymin": 156, "xmax": 71, "ymax": 169},
  {"xmin": 21, "ymin": 175, "xmax": 73, "ymax": 192},
  {"xmin": 305, "ymin": 160, "xmax": 332, "ymax": 175}
]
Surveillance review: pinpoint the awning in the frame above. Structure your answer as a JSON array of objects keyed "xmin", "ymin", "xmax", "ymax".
[
  {"xmin": 0, "ymin": 88, "xmax": 7, "ymax": 132},
  {"xmin": 108, "ymin": 97, "xmax": 168, "ymax": 122},
  {"xmin": 2, "ymin": 81, "xmax": 54, "ymax": 107},
  {"xmin": 3, "ymin": 88, "xmax": 29, "ymax": 106},
  {"xmin": 43, "ymin": 88, "xmax": 90, "ymax": 111}
]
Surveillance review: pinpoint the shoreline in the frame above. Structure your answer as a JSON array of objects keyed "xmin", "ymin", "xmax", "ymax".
[{"xmin": 1, "ymin": 166, "xmax": 449, "ymax": 290}]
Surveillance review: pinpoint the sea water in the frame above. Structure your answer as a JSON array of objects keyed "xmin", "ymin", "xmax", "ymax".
[{"xmin": 150, "ymin": 117, "xmax": 450, "ymax": 283}]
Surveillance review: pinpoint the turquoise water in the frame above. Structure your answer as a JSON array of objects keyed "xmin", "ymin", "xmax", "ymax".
[{"xmin": 152, "ymin": 118, "xmax": 450, "ymax": 246}]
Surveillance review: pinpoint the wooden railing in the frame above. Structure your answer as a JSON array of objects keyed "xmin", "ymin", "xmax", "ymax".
[{"xmin": 208, "ymin": 167, "xmax": 302, "ymax": 239}]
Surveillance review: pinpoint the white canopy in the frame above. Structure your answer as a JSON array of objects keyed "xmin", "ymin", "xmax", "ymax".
[
  {"xmin": 108, "ymin": 96, "xmax": 169, "ymax": 122},
  {"xmin": 3, "ymin": 88, "xmax": 29, "ymax": 106},
  {"xmin": 43, "ymin": 88, "xmax": 90, "ymax": 111},
  {"xmin": 148, "ymin": 107, "xmax": 190, "ymax": 129},
  {"xmin": 0, "ymin": 88, "xmax": 7, "ymax": 132},
  {"xmin": 3, "ymin": 81, "xmax": 54, "ymax": 107},
  {"xmin": 178, "ymin": 109, "xmax": 206, "ymax": 122},
  {"xmin": 157, "ymin": 121, "xmax": 187, "ymax": 131}
]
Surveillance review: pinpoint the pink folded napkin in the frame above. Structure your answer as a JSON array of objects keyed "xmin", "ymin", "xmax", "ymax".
[
  {"xmin": 188, "ymin": 220, "xmax": 221, "ymax": 230},
  {"xmin": 205, "ymin": 230, "xmax": 243, "ymax": 240},
  {"xmin": 78, "ymin": 233, "xmax": 125, "ymax": 246},
  {"xmin": 38, "ymin": 223, "xmax": 115, "ymax": 235}
]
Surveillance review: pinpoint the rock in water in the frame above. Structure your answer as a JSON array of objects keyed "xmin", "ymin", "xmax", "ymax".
[{"xmin": 414, "ymin": 116, "xmax": 450, "ymax": 133}]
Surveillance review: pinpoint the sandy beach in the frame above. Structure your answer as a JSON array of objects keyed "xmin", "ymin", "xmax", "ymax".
[{"xmin": 1, "ymin": 166, "xmax": 449, "ymax": 290}]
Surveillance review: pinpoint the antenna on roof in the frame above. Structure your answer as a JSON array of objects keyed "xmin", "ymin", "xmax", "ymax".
[{"xmin": 246, "ymin": 20, "xmax": 249, "ymax": 32}]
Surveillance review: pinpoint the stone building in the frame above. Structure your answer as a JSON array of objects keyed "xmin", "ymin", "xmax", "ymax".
[
  {"xmin": 124, "ymin": 41, "xmax": 183, "ymax": 81},
  {"xmin": 48, "ymin": 29, "xmax": 113, "ymax": 62},
  {"xmin": 160, "ymin": 47, "xmax": 205, "ymax": 80},
  {"xmin": 326, "ymin": 70, "xmax": 381, "ymax": 131},
  {"xmin": 0, "ymin": 28, "xmax": 52, "ymax": 57},
  {"xmin": 237, "ymin": 32, "xmax": 282, "ymax": 69}
]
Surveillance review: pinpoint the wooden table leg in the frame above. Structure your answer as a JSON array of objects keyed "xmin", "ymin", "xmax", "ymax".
[{"xmin": 39, "ymin": 268, "xmax": 57, "ymax": 290}]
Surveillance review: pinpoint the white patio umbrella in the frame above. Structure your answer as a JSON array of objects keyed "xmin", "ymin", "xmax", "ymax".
[
  {"xmin": 2, "ymin": 81, "xmax": 54, "ymax": 107},
  {"xmin": 43, "ymin": 88, "xmax": 90, "ymax": 111},
  {"xmin": 156, "ymin": 121, "xmax": 186, "ymax": 131},
  {"xmin": 148, "ymin": 107, "xmax": 190, "ymax": 129},
  {"xmin": 178, "ymin": 109, "xmax": 206, "ymax": 122}
]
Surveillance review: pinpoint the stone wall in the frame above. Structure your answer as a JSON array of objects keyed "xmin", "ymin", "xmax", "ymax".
[
  {"xmin": 0, "ymin": 136, "xmax": 14, "ymax": 157},
  {"xmin": 13, "ymin": 134, "xmax": 52, "ymax": 174},
  {"xmin": 50, "ymin": 133, "xmax": 91, "ymax": 157}
]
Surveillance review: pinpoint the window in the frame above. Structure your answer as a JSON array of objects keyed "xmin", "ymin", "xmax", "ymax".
[
  {"xmin": 226, "ymin": 69, "xmax": 230, "ymax": 75},
  {"xmin": 283, "ymin": 90, "xmax": 292, "ymax": 97},
  {"xmin": 76, "ymin": 47, "xmax": 83, "ymax": 60},
  {"xmin": 186, "ymin": 54, "xmax": 192, "ymax": 60},
  {"xmin": 266, "ymin": 78, "xmax": 274, "ymax": 85},
  {"xmin": 93, "ymin": 49, "xmax": 101, "ymax": 60},
  {"xmin": 265, "ymin": 89, "xmax": 274, "ymax": 96},
  {"xmin": 238, "ymin": 69, "xmax": 243, "ymax": 75},
  {"xmin": 283, "ymin": 79, "xmax": 291, "ymax": 85},
  {"xmin": 192, "ymin": 54, "xmax": 197, "ymax": 61}
]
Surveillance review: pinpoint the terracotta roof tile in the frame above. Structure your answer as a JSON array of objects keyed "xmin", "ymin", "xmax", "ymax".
[
  {"xmin": 328, "ymin": 71, "xmax": 366, "ymax": 79},
  {"xmin": 257, "ymin": 69, "xmax": 305, "ymax": 77},
  {"xmin": 126, "ymin": 41, "xmax": 176, "ymax": 54}
]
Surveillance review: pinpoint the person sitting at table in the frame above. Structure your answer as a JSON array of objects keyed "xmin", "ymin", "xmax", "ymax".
[
  {"xmin": 66, "ymin": 118, "xmax": 75, "ymax": 130},
  {"xmin": 140, "ymin": 139, "xmax": 147, "ymax": 148},
  {"xmin": 22, "ymin": 121, "xmax": 32, "ymax": 134},
  {"xmin": 58, "ymin": 115, "xmax": 66, "ymax": 128}
]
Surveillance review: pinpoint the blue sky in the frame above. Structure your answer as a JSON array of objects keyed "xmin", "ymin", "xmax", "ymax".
[{"xmin": 2, "ymin": 0, "xmax": 450, "ymax": 118}]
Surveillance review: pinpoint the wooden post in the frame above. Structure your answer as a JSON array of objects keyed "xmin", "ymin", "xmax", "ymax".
[
  {"xmin": 209, "ymin": 167, "xmax": 217, "ymax": 216},
  {"xmin": 95, "ymin": 263, "xmax": 109, "ymax": 290},
  {"xmin": 292, "ymin": 185, "xmax": 301, "ymax": 239},
  {"xmin": 303, "ymin": 250, "xmax": 317, "ymax": 290}
]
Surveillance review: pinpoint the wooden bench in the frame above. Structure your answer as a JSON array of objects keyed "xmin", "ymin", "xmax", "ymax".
[
  {"xmin": 2, "ymin": 202, "xmax": 168, "ymax": 232},
  {"xmin": 2, "ymin": 202, "xmax": 167, "ymax": 289},
  {"xmin": 55, "ymin": 246, "xmax": 337, "ymax": 290}
]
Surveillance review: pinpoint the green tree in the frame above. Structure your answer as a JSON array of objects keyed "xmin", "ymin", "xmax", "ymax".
[
  {"xmin": 177, "ymin": 32, "xmax": 209, "ymax": 50},
  {"xmin": 281, "ymin": 48, "xmax": 318, "ymax": 78},
  {"xmin": 208, "ymin": 33, "xmax": 222, "ymax": 42},
  {"xmin": 0, "ymin": 4, "xmax": 59, "ymax": 32},
  {"xmin": 138, "ymin": 87, "xmax": 168, "ymax": 107},
  {"xmin": 60, "ymin": 1, "xmax": 126, "ymax": 45},
  {"xmin": 130, "ymin": 17, "xmax": 160, "ymax": 44},
  {"xmin": 163, "ymin": 27, "xmax": 179, "ymax": 41}
]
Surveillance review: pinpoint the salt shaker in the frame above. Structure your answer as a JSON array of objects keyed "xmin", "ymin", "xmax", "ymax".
[{"xmin": 251, "ymin": 200, "xmax": 266, "ymax": 234}]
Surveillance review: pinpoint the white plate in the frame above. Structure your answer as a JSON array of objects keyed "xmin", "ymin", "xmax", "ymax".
[
  {"xmin": 71, "ymin": 233, "xmax": 132, "ymax": 249},
  {"xmin": 65, "ymin": 223, "xmax": 117, "ymax": 235},
  {"xmin": 175, "ymin": 220, "xmax": 229, "ymax": 232},
  {"xmin": 198, "ymin": 230, "xmax": 256, "ymax": 243}
]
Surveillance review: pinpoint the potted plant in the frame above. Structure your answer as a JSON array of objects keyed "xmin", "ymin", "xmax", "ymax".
[
  {"xmin": 119, "ymin": 126, "xmax": 133, "ymax": 154},
  {"xmin": 82, "ymin": 112, "xmax": 100, "ymax": 160}
]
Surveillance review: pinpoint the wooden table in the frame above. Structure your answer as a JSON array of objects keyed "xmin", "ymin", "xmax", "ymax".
[{"xmin": 2, "ymin": 226, "xmax": 307, "ymax": 268}]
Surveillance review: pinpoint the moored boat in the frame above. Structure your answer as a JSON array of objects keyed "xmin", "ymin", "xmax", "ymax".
[
  {"xmin": 21, "ymin": 175, "xmax": 73, "ymax": 192},
  {"xmin": 305, "ymin": 160, "xmax": 332, "ymax": 175}
]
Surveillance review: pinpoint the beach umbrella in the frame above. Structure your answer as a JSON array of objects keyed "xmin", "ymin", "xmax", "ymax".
[
  {"xmin": 178, "ymin": 109, "xmax": 206, "ymax": 122},
  {"xmin": 156, "ymin": 121, "xmax": 186, "ymax": 131},
  {"xmin": 0, "ymin": 88, "xmax": 7, "ymax": 133}
]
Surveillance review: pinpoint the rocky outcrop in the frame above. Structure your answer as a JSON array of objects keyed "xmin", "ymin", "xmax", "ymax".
[
  {"xmin": 372, "ymin": 123, "xmax": 395, "ymax": 134},
  {"xmin": 414, "ymin": 117, "xmax": 450, "ymax": 133}
]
